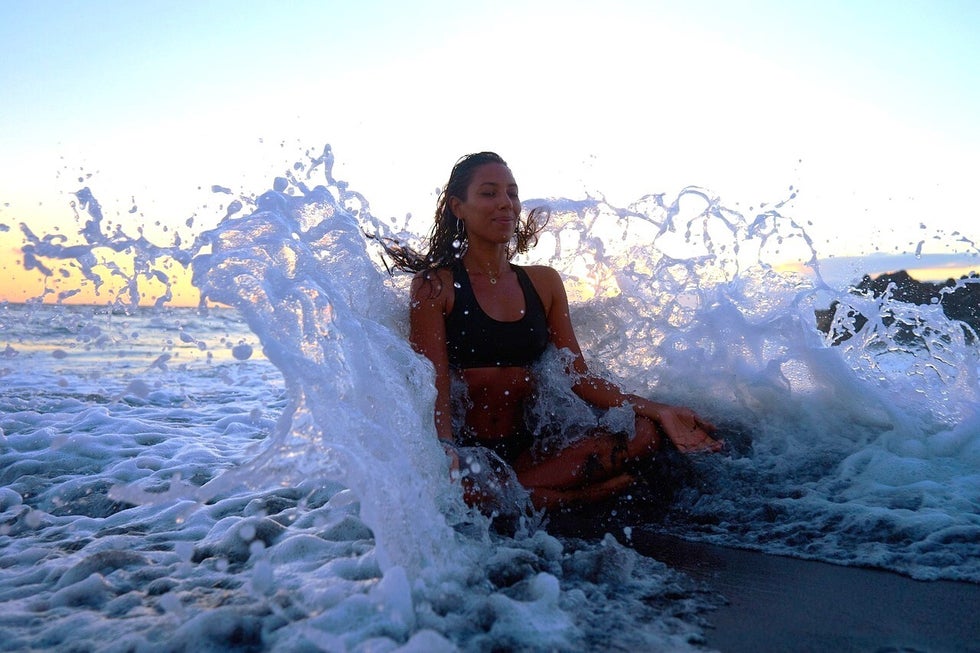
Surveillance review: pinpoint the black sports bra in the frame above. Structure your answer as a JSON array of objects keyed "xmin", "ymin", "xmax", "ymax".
[{"xmin": 445, "ymin": 262, "xmax": 549, "ymax": 369}]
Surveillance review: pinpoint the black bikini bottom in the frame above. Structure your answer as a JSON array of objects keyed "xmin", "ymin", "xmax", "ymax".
[{"xmin": 455, "ymin": 405, "xmax": 614, "ymax": 464}]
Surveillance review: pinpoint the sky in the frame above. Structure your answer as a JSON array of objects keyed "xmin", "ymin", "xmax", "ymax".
[{"xmin": 1, "ymin": 0, "xmax": 979, "ymax": 304}]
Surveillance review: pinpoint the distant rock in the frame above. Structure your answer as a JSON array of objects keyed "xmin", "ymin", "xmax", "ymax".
[{"xmin": 815, "ymin": 270, "xmax": 980, "ymax": 343}]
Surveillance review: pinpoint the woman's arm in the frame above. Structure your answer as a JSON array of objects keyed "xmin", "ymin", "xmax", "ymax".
[
  {"xmin": 529, "ymin": 266, "xmax": 721, "ymax": 453},
  {"xmin": 529, "ymin": 266, "xmax": 631, "ymax": 406},
  {"xmin": 408, "ymin": 270, "xmax": 454, "ymax": 444}
]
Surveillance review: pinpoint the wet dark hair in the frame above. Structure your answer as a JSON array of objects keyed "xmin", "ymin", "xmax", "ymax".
[{"xmin": 378, "ymin": 152, "xmax": 548, "ymax": 274}]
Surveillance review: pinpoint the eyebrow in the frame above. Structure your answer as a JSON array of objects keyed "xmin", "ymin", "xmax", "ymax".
[{"xmin": 477, "ymin": 181, "xmax": 519, "ymax": 189}]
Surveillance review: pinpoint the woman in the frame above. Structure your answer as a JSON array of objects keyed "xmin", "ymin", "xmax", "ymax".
[{"xmin": 383, "ymin": 152, "xmax": 721, "ymax": 512}]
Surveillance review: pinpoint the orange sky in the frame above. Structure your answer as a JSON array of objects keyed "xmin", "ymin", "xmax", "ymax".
[
  {"xmin": 775, "ymin": 261, "xmax": 979, "ymax": 286},
  {"xmin": 5, "ymin": 240, "xmax": 975, "ymax": 309},
  {"xmin": 1, "ymin": 232, "xmax": 201, "ymax": 307},
  {"xmin": 892, "ymin": 265, "xmax": 979, "ymax": 283}
]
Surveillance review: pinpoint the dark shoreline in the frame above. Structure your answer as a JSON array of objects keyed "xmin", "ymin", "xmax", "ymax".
[{"xmin": 630, "ymin": 532, "xmax": 980, "ymax": 653}]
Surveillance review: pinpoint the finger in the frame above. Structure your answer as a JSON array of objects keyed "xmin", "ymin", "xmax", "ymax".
[{"xmin": 697, "ymin": 418, "xmax": 717, "ymax": 432}]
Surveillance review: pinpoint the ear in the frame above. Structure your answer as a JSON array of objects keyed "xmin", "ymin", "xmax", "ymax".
[{"xmin": 449, "ymin": 195, "xmax": 463, "ymax": 219}]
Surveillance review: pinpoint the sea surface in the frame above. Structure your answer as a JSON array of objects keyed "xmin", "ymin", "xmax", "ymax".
[{"xmin": 1, "ymin": 146, "xmax": 978, "ymax": 651}]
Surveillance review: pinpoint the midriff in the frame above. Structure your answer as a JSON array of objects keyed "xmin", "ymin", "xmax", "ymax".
[{"xmin": 459, "ymin": 366, "xmax": 536, "ymax": 443}]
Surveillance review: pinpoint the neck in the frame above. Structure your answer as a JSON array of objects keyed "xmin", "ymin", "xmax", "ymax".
[
  {"xmin": 463, "ymin": 245, "xmax": 506, "ymax": 272},
  {"xmin": 462, "ymin": 247, "xmax": 507, "ymax": 282}
]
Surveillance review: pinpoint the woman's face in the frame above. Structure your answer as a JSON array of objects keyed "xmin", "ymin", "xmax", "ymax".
[{"xmin": 451, "ymin": 163, "xmax": 521, "ymax": 246}]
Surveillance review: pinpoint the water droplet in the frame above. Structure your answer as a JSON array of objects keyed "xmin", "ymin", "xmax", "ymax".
[{"xmin": 232, "ymin": 342, "xmax": 253, "ymax": 360}]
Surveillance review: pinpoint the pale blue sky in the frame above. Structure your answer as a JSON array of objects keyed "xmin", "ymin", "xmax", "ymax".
[{"xmin": 2, "ymin": 0, "xmax": 978, "ymax": 265}]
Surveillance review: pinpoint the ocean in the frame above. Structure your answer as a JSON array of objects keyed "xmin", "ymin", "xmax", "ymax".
[{"xmin": 1, "ymin": 145, "xmax": 978, "ymax": 651}]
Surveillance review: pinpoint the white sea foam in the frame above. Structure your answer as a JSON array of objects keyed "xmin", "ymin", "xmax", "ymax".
[{"xmin": 1, "ymin": 145, "xmax": 978, "ymax": 650}]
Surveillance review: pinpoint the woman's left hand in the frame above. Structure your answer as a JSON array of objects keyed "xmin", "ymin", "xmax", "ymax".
[{"xmin": 656, "ymin": 404, "xmax": 723, "ymax": 453}]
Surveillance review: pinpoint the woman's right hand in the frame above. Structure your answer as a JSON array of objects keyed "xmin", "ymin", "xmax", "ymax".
[{"xmin": 441, "ymin": 439, "xmax": 462, "ymax": 476}]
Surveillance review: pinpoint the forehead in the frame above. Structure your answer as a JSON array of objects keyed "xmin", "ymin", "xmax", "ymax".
[{"xmin": 468, "ymin": 162, "xmax": 517, "ymax": 187}]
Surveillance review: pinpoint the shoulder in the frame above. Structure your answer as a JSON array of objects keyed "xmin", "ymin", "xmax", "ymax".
[
  {"xmin": 519, "ymin": 265, "xmax": 567, "ymax": 311},
  {"xmin": 410, "ymin": 267, "xmax": 454, "ymax": 309},
  {"xmin": 520, "ymin": 264, "xmax": 563, "ymax": 288}
]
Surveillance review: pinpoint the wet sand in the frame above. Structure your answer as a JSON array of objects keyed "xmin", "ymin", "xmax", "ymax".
[{"xmin": 631, "ymin": 532, "xmax": 980, "ymax": 653}]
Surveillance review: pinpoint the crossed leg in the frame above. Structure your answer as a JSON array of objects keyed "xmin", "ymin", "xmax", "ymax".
[{"xmin": 513, "ymin": 415, "xmax": 662, "ymax": 510}]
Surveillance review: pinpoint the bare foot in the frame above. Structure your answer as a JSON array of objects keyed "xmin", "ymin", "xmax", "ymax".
[{"xmin": 528, "ymin": 472, "xmax": 636, "ymax": 510}]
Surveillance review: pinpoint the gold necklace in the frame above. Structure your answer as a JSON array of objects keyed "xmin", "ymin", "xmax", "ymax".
[{"xmin": 466, "ymin": 260, "xmax": 500, "ymax": 284}]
